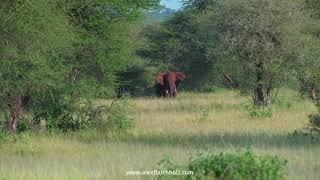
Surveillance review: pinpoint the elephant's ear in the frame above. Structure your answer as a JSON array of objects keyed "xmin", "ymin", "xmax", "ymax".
[
  {"xmin": 175, "ymin": 72, "xmax": 186, "ymax": 81},
  {"xmin": 155, "ymin": 73, "xmax": 165, "ymax": 85}
]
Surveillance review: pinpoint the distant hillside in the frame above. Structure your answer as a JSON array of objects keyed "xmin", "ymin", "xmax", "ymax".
[{"xmin": 145, "ymin": 6, "xmax": 176, "ymax": 24}]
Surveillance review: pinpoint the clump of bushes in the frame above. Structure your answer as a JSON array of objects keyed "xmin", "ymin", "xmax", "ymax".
[
  {"xmin": 94, "ymin": 98, "xmax": 136, "ymax": 134},
  {"xmin": 246, "ymin": 104, "xmax": 273, "ymax": 118},
  {"xmin": 13, "ymin": 98, "xmax": 135, "ymax": 134},
  {"xmin": 156, "ymin": 148, "xmax": 287, "ymax": 180},
  {"xmin": 303, "ymin": 113, "xmax": 320, "ymax": 140},
  {"xmin": 22, "ymin": 100, "xmax": 97, "ymax": 133}
]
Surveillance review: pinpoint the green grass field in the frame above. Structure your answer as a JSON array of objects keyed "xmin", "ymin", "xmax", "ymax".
[{"xmin": 0, "ymin": 89, "xmax": 319, "ymax": 179}]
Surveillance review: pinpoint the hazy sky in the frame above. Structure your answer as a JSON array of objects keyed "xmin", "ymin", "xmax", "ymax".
[{"xmin": 160, "ymin": 0, "xmax": 183, "ymax": 10}]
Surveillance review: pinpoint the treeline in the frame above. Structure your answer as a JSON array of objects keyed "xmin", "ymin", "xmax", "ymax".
[
  {"xmin": 2, "ymin": 0, "xmax": 320, "ymax": 133},
  {"xmin": 0, "ymin": 0, "xmax": 159, "ymax": 133}
]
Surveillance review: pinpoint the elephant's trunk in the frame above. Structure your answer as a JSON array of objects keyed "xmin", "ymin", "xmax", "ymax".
[{"xmin": 168, "ymin": 82, "xmax": 177, "ymax": 97}]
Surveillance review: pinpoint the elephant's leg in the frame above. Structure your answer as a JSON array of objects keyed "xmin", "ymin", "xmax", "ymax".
[
  {"xmin": 165, "ymin": 89, "xmax": 169, "ymax": 97},
  {"xmin": 161, "ymin": 88, "xmax": 168, "ymax": 97},
  {"xmin": 173, "ymin": 88, "xmax": 177, "ymax": 97},
  {"xmin": 155, "ymin": 84, "xmax": 162, "ymax": 97}
]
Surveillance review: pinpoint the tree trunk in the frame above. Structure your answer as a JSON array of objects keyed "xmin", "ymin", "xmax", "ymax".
[
  {"xmin": 6, "ymin": 94, "xmax": 24, "ymax": 133},
  {"xmin": 253, "ymin": 63, "xmax": 266, "ymax": 106},
  {"xmin": 223, "ymin": 74, "xmax": 239, "ymax": 88},
  {"xmin": 310, "ymin": 86, "xmax": 317, "ymax": 101},
  {"xmin": 254, "ymin": 83, "xmax": 265, "ymax": 106}
]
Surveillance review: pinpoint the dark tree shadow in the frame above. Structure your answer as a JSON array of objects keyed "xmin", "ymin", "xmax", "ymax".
[{"xmin": 118, "ymin": 132, "xmax": 320, "ymax": 148}]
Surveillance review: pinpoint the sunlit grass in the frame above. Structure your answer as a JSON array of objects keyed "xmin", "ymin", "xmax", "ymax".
[{"xmin": 0, "ymin": 89, "xmax": 319, "ymax": 179}]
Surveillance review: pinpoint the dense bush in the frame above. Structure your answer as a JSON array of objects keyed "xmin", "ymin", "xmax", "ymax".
[
  {"xmin": 16, "ymin": 116, "xmax": 33, "ymax": 132},
  {"xmin": 95, "ymin": 98, "xmax": 136, "ymax": 134},
  {"xmin": 305, "ymin": 114, "xmax": 320, "ymax": 140},
  {"xmin": 157, "ymin": 149, "xmax": 287, "ymax": 180},
  {"xmin": 246, "ymin": 104, "xmax": 273, "ymax": 119},
  {"xmin": 0, "ymin": 128, "xmax": 12, "ymax": 142},
  {"xmin": 27, "ymin": 98, "xmax": 136, "ymax": 134}
]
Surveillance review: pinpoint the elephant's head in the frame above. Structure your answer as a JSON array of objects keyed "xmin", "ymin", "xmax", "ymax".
[{"xmin": 154, "ymin": 71, "xmax": 186, "ymax": 97}]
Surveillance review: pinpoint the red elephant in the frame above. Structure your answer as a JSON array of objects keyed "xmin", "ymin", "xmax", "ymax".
[{"xmin": 155, "ymin": 71, "xmax": 186, "ymax": 97}]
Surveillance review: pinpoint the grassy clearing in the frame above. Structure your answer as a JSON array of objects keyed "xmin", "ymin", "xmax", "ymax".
[{"xmin": 0, "ymin": 89, "xmax": 319, "ymax": 179}]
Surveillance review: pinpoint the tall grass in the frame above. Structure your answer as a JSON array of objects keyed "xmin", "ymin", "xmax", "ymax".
[{"xmin": 0, "ymin": 89, "xmax": 319, "ymax": 179}]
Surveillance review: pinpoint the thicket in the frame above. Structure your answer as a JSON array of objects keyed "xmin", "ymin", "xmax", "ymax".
[{"xmin": 0, "ymin": 0, "xmax": 159, "ymax": 133}]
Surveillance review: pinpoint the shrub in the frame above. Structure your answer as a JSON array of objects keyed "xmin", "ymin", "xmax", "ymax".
[
  {"xmin": 309, "ymin": 114, "xmax": 320, "ymax": 128},
  {"xmin": 198, "ymin": 107, "xmax": 210, "ymax": 121},
  {"xmin": 56, "ymin": 102, "xmax": 95, "ymax": 131},
  {"xmin": 96, "ymin": 98, "xmax": 136, "ymax": 134},
  {"xmin": 0, "ymin": 128, "xmax": 12, "ymax": 142},
  {"xmin": 31, "ymin": 100, "xmax": 96, "ymax": 132},
  {"xmin": 30, "ymin": 97, "xmax": 135, "ymax": 134},
  {"xmin": 16, "ymin": 116, "xmax": 33, "ymax": 132},
  {"xmin": 156, "ymin": 148, "xmax": 287, "ymax": 180},
  {"xmin": 305, "ymin": 113, "xmax": 320, "ymax": 140},
  {"xmin": 247, "ymin": 105, "xmax": 273, "ymax": 118}
]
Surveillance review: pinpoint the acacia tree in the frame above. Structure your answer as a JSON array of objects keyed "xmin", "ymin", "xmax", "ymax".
[
  {"xmin": 202, "ymin": 0, "xmax": 306, "ymax": 106},
  {"xmin": 0, "ymin": 0, "xmax": 75, "ymax": 133},
  {"xmin": 59, "ymin": 0, "xmax": 159, "ymax": 97}
]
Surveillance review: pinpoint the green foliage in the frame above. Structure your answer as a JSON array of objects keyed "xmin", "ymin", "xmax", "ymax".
[
  {"xmin": 157, "ymin": 155, "xmax": 181, "ymax": 171},
  {"xmin": 305, "ymin": 0, "xmax": 320, "ymax": 18},
  {"xmin": 0, "ymin": 0, "xmax": 73, "ymax": 100},
  {"xmin": 0, "ymin": 0, "xmax": 159, "ymax": 132},
  {"xmin": 117, "ymin": 61, "xmax": 157, "ymax": 96},
  {"xmin": 60, "ymin": 0, "xmax": 160, "ymax": 94},
  {"xmin": 309, "ymin": 114, "xmax": 320, "ymax": 128},
  {"xmin": 55, "ymin": 101, "xmax": 96, "ymax": 132},
  {"xmin": 0, "ymin": 129, "xmax": 12, "ymax": 142},
  {"xmin": 141, "ymin": 0, "xmax": 314, "ymax": 99},
  {"xmin": 0, "ymin": 0, "xmax": 76, "ymax": 132},
  {"xmin": 157, "ymin": 148, "xmax": 287, "ymax": 180},
  {"xmin": 96, "ymin": 98, "xmax": 136, "ymax": 134},
  {"xmin": 201, "ymin": 0, "xmax": 307, "ymax": 105},
  {"xmin": 145, "ymin": 5, "xmax": 176, "ymax": 24},
  {"xmin": 305, "ymin": 114, "xmax": 320, "ymax": 139},
  {"xmin": 29, "ymin": 100, "xmax": 92, "ymax": 132},
  {"xmin": 202, "ymin": 86, "xmax": 227, "ymax": 93},
  {"xmin": 246, "ymin": 104, "xmax": 273, "ymax": 118},
  {"xmin": 140, "ymin": 10, "xmax": 212, "ymax": 89},
  {"xmin": 32, "ymin": 98, "xmax": 136, "ymax": 134},
  {"xmin": 198, "ymin": 107, "xmax": 210, "ymax": 121},
  {"xmin": 16, "ymin": 116, "xmax": 33, "ymax": 133}
]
